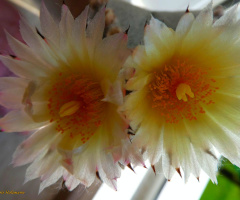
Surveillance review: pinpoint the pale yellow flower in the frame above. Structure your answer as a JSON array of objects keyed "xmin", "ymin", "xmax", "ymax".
[
  {"xmin": 124, "ymin": 3, "xmax": 240, "ymax": 182},
  {"xmin": 0, "ymin": 3, "xmax": 142, "ymax": 192}
]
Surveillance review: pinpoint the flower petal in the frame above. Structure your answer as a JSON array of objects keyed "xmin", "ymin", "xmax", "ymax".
[
  {"xmin": 72, "ymin": 6, "xmax": 89, "ymax": 45},
  {"xmin": 86, "ymin": 7, "xmax": 105, "ymax": 56},
  {"xmin": 39, "ymin": 167, "xmax": 64, "ymax": 193},
  {"xmin": 87, "ymin": 7, "xmax": 105, "ymax": 42},
  {"xmin": 5, "ymin": 32, "xmax": 53, "ymax": 69},
  {"xmin": 144, "ymin": 17, "xmax": 175, "ymax": 57},
  {"xmin": 0, "ymin": 77, "xmax": 28, "ymax": 109},
  {"xmin": 192, "ymin": 1, "xmax": 213, "ymax": 30},
  {"xmin": 64, "ymin": 173, "xmax": 81, "ymax": 191},
  {"xmin": 40, "ymin": 1, "xmax": 60, "ymax": 46},
  {"xmin": 20, "ymin": 17, "xmax": 58, "ymax": 66},
  {"xmin": 0, "ymin": 110, "xmax": 46, "ymax": 132},
  {"xmin": 176, "ymin": 12, "xmax": 195, "ymax": 38},
  {"xmin": 12, "ymin": 123, "xmax": 58, "ymax": 166},
  {"xmin": 95, "ymin": 33, "xmax": 130, "ymax": 74},
  {"xmin": 101, "ymin": 79, "xmax": 123, "ymax": 106},
  {"xmin": 0, "ymin": 55, "xmax": 48, "ymax": 79},
  {"xmin": 213, "ymin": 5, "xmax": 238, "ymax": 27}
]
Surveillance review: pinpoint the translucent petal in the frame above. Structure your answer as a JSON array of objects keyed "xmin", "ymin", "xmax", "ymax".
[
  {"xmin": 213, "ymin": 5, "xmax": 238, "ymax": 27},
  {"xmin": 194, "ymin": 1, "xmax": 213, "ymax": 28},
  {"xmin": 86, "ymin": 7, "xmax": 105, "ymax": 56},
  {"xmin": 0, "ymin": 55, "xmax": 47, "ymax": 79},
  {"xmin": 86, "ymin": 7, "xmax": 105, "ymax": 43},
  {"xmin": 6, "ymin": 32, "xmax": 53, "ymax": 69},
  {"xmin": 0, "ymin": 110, "xmax": 46, "ymax": 132},
  {"xmin": 20, "ymin": 17, "xmax": 58, "ymax": 66},
  {"xmin": 64, "ymin": 173, "xmax": 81, "ymax": 191},
  {"xmin": 101, "ymin": 79, "xmax": 123, "ymax": 105},
  {"xmin": 39, "ymin": 167, "xmax": 64, "ymax": 193},
  {"xmin": 95, "ymin": 32, "xmax": 130, "ymax": 76},
  {"xmin": 0, "ymin": 77, "xmax": 28, "ymax": 90},
  {"xmin": 72, "ymin": 6, "xmax": 89, "ymax": 47},
  {"xmin": 194, "ymin": 147, "xmax": 218, "ymax": 183},
  {"xmin": 12, "ymin": 123, "xmax": 58, "ymax": 166},
  {"xmin": 176, "ymin": 12, "xmax": 195, "ymax": 38},
  {"xmin": 0, "ymin": 77, "xmax": 28, "ymax": 109},
  {"xmin": 59, "ymin": 5, "xmax": 74, "ymax": 57},
  {"xmin": 40, "ymin": 1, "xmax": 60, "ymax": 46},
  {"xmin": 144, "ymin": 17, "xmax": 175, "ymax": 58}
]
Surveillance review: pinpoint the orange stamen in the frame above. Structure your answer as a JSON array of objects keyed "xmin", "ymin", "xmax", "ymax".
[
  {"xmin": 48, "ymin": 74, "xmax": 105, "ymax": 143},
  {"xmin": 149, "ymin": 60, "xmax": 219, "ymax": 123}
]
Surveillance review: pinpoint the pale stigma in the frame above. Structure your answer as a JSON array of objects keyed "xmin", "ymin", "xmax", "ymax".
[
  {"xmin": 176, "ymin": 83, "xmax": 194, "ymax": 102},
  {"xmin": 59, "ymin": 101, "xmax": 81, "ymax": 117}
]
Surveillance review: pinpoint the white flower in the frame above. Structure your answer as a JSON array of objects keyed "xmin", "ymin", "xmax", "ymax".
[
  {"xmin": 0, "ymin": 3, "xmax": 142, "ymax": 192},
  {"xmin": 124, "ymin": 3, "xmax": 240, "ymax": 182}
]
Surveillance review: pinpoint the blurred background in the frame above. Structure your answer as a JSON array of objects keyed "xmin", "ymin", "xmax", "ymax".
[{"xmin": 0, "ymin": 0, "xmax": 240, "ymax": 199}]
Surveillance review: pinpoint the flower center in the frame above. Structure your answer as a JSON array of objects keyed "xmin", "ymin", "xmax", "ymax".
[
  {"xmin": 48, "ymin": 74, "xmax": 105, "ymax": 143},
  {"xmin": 149, "ymin": 60, "xmax": 219, "ymax": 123}
]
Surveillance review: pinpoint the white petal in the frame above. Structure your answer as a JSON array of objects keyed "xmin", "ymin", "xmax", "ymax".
[
  {"xmin": 177, "ymin": 137, "xmax": 200, "ymax": 181},
  {"xmin": 119, "ymin": 139, "xmax": 144, "ymax": 167},
  {"xmin": 12, "ymin": 123, "xmax": 58, "ymax": 166},
  {"xmin": 135, "ymin": 125, "xmax": 163, "ymax": 165},
  {"xmin": 162, "ymin": 152, "xmax": 175, "ymax": 180},
  {"xmin": 0, "ymin": 110, "xmax": 46, "ymax": 132},
  {"xmin": 192, "ymin": 1, "xmax": 213, "ymax": 29},
  {"xmin": 176, "ymin": 12, "xmax": 195, "ymax": 38},
  {"xmin": 40, "ymin": 1, "xmax": 60, "ymax": 46},
  {"xmin": 73, "ymin": 154, "xmax": 96, "ymax": 187},
  {"xmin": 6, "ymin": 32, "xmax": 53, "ymax": 69},
  {"xmin": 20, "ymin": 17, "xmax": 58, "ymax": 66},
  {"xmin": 87, "ymin": 7, "xmax": 105, "ymax": 43},
  {"xmin": 64, "ymin": 173, "xmax": 81, "ymax": 191},
  {"xmin": 0, "ymin": 56, "xmax": 47, "ymax": 79},
  {"xmin": 25, "ymin": 149, "xmax": 61, "ymax": 183},
  {"xmin": 132, "ymin": 45, "xmax": 147, "ymax": 66},
  {"xmin": 145, "ymin": 17, "xmax": 174, "ymax": 51},
  {"xmin": 213, "ymin": 5, "xmax": 238, "ymax": 27},
  {"xmin": 0, "ymin": 89, "xmax": 24, "ymax": 109},
  {"xmin": 162, "ymin": 124, "xmax": 180, "ymax": 169},
  {"xmin": 31, "ymin": 81, "xmax": 51, "ymax": 102},
  {"xmin": 39, "ymin": 167, "xmax": 64, "ymax": 193},
  {"xmin": 0, "ymin": 77, "xmax": 28, "ymax": 109},
  {"xmin": 71, "ymin": 6, "xmax": 89, "ymax": 62},
  {"xmin": 96, "ymin": 33, "xmax": 130, "ymax": 76},
  {"xmin": 154, "ymin": 157, "xmax": 163, "ymax": 174},
  {"xmin": 60, "ymin": 5, "xmax": 74, "ymax": 35},
  {"xmin": 0, "ymin": 77, "xmax": 28, "ymax": 90},
  {"xmin": 98, "ymin": 154, "xmax": 121, "ymax": 180},
  {"xmin": 194, "ymin": 147, "xmax": 218, "ymax": 183},
  {"xmin": 30, "ymin": 101, "xmax": 51, "ymax": 122},
  {"xmin": 144, "ymin": 17, "xmax": 175, "ymax": 62},
  {"xmin": 86, "ymin": 7, "xmax": 105, "ymax": 56},
  {"xmin": 59, "ymin": 5, "xmax": 74, "ymax": 57},
  {"xmin": 72, "ymin": 6, "xmax": 89, "ymax": 46},
  {"xmin": 184, "ymin": 126, "xmax": 218, "ymax": 182},
  {"xmin": 97, "ymin": 156, "xmax": 119, "ymax": 190},
  {"xmin": 101, "ymin": 79, "xmax": 123, "ymax": 105},
  {"xmin": 204, "ymin": 111, "xmax": 240, "ymax": 166}
]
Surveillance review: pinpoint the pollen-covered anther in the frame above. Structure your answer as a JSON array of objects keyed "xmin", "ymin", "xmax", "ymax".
[
  {"xmin": 59, "ymin": 101, "xmax": 81, "ymax": 117},
  {"xmin": 176, "ymin": 83, "xmax": 194, "ymax": 102}
]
